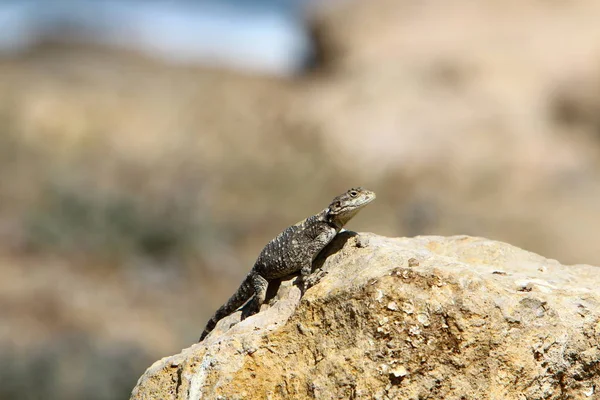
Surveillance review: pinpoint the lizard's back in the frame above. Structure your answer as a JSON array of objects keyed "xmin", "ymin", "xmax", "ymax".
[{"xmin": 253, "ymin": 213, "xmax": 328, "ymax": 279}]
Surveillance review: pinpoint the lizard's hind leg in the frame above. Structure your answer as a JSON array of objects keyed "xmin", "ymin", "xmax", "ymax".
[{"xmin": 244, "ymin": 274, "xmax": 269, "ymax": 317}]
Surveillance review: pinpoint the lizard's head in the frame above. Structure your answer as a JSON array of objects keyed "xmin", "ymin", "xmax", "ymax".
[{"xmin": 327, "ymin": 187, "xmax": 376, "ymax": 227}]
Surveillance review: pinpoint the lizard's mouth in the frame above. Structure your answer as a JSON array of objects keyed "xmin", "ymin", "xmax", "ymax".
[
  {"xmin": 341, "ymin": 192, "xmax": 376, "ymax": 213},
  {"xmin": 359, "ymin": 192, "xmax": 376, "ymax": 206}
]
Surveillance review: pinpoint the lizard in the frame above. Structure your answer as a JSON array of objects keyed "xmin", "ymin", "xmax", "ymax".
[{"xmin": 199, "ymin": 187, "xmax": 376, "ymax": 341}]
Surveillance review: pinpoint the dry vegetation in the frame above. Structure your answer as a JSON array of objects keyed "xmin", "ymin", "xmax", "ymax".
[{"xmin": 2, "ymin": 1, "xmax": 600, "ymax": 399}]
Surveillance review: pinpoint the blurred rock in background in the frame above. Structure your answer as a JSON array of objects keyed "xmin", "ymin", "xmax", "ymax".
[{"xmin": 1, "ymin": 0, "xmax": 600, "ymax": 399}]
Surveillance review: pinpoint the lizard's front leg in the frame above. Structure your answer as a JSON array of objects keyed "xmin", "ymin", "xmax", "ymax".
[
  {"xmin": 294, "ymin": 226, "xmax": 336, "ymax": 292},
  {"xmin": 298, "ymin": 262, "xmax": 328, "ymax": 292},
  {"xmin": 296, "ymin": 238, "xmax": 333, "ymax": 291}
]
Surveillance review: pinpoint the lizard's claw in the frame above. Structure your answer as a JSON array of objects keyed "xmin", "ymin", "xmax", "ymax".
[{"xmin": 300, "ymin": 270, "xmax": 328, "ymax": 291}]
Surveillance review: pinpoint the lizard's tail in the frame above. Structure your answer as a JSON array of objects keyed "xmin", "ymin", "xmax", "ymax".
[{"xmin": 199, "ymin": 273, "xmax": 254, "ymax": 341}]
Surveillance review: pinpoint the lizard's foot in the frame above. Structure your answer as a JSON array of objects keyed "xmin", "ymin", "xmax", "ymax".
[
  {"xmin": 298, "ymin": 270, "xmax": 328, "ymax": 292},
  {"xmin": 241, "ymin": 298, "xmax": 261, "ymax": 320}
]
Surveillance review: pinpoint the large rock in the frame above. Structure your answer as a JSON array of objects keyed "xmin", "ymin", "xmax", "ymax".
[{"xmin": 131, "ymin": 233, "xmax": 600, "ymax": 399}]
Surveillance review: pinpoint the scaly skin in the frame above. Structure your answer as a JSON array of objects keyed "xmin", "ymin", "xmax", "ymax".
[{"xmin": 199, "ymin": 187, "xmax": 376, "ymax": 341}]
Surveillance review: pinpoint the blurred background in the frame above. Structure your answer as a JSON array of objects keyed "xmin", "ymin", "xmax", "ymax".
[{"xmin": 2, "ymin": 0, "xmax": 600, "ymax": 398}]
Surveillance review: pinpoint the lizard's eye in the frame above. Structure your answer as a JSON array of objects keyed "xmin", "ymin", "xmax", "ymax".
[{"xmin": 350, "ymin": 191, "xmax": 358, "ymax": 197}]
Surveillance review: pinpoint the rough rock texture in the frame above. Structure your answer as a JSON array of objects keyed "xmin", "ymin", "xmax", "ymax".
[{"xmin": 131, "ymin": 233, "xmax": 600, "ymax": 399}]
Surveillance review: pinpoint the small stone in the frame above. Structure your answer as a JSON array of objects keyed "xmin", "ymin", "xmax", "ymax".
[
  {"xmin": 387, "ymin": 301, "xmax": 399, "ymax": 311},
  {"xmin": 356, "ymin": 235, "xmax": 370, "ymax": 248},
  {"xmin": 402, "ymin": 302, "xmax": 414, "ymax": 314},
  {"xmin": 408, "ymin": 258, "xmax": 419, "ymax": 267},
  {"xmin": 379, "ymin": 364, "xmax": 390, "ymax": 374},
  {"xmin": 417, "ymin": 313, "xmax": 430, "ymax": 326},
  {"xmin": 409, "ymin": 325, "xmax": 421, "ymax": 336},
  {"xmin": 297, "ymin": 323, "xmax": 308, "ymax": 335},
  {"xmin": 391, "ymin": 366, "xmax": 408, "ymax": 378},
  {"xmin": 516, "ymin": 281, "xmax": 534, "ymax": 292}
]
